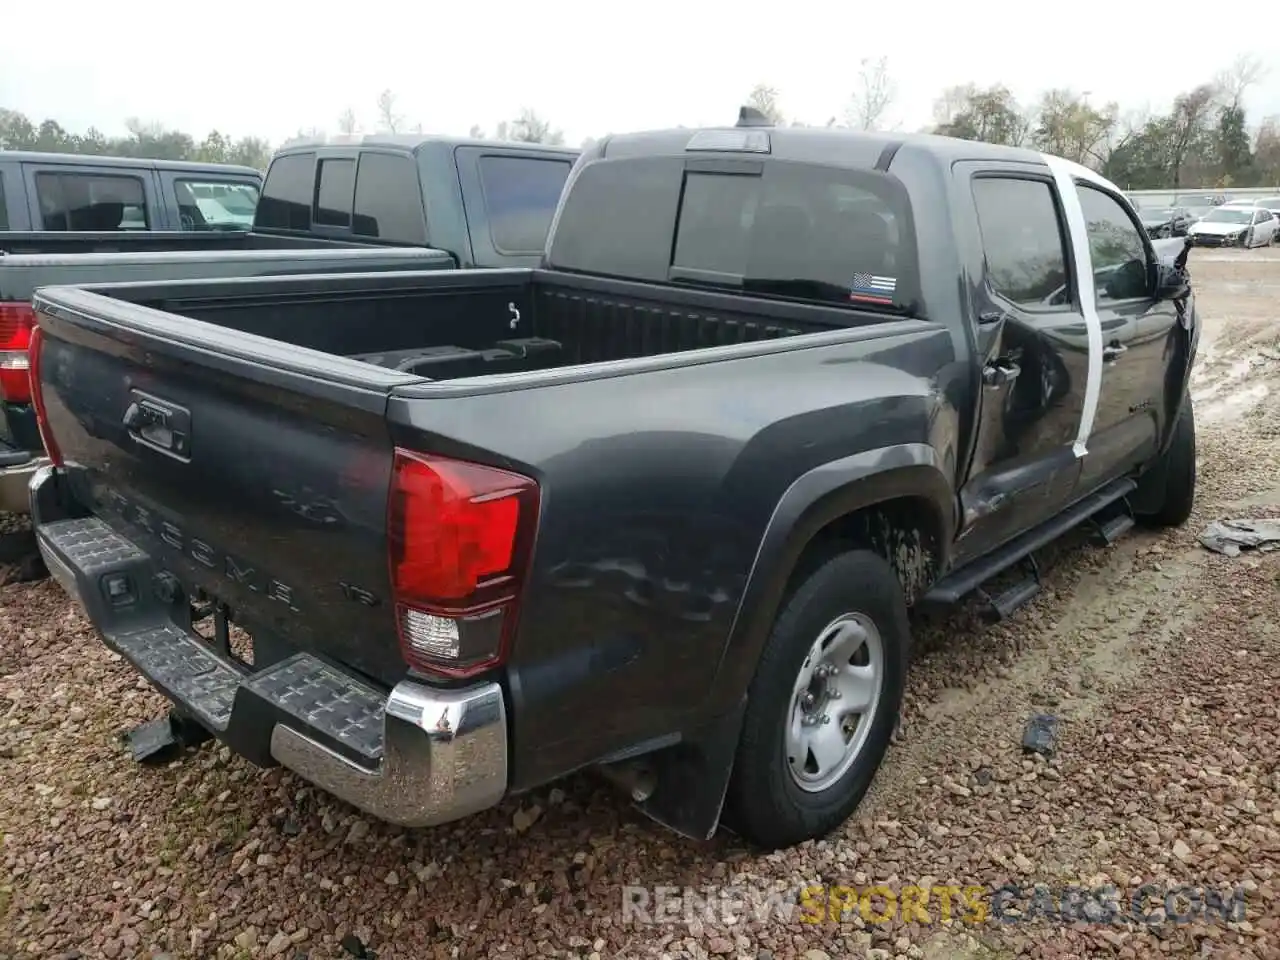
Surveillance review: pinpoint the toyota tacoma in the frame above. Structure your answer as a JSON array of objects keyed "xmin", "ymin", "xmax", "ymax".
[{"xmin": 28, "ymin": 115, "xmax": 1198, "ymax": 849}]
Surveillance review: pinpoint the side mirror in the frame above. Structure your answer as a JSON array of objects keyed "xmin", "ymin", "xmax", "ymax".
[
  {"xmin": 1151, "ymin": 237, "xmax": 1191, "ymax": 301},
  {"xmin": 1155, "ymin": 263, "xmax": 1190, "ymax": 301}
]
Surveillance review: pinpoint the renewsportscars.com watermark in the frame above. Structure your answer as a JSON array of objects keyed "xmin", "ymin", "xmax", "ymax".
[{"xmin": 620, "ymin": 883, "xmax": 1248, "ymax": 927}]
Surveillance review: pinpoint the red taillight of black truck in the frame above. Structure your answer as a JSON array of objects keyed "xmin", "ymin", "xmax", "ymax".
[{"xmin": 386, "ymin": 449, "xmax": 540, "ymax": 680}]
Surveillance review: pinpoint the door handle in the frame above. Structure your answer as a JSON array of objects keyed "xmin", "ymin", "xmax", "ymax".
[
  {"xmin": 1102, "ymin": 343, "xmax": 1128, "ymax": 361},
  {"xmin": 982, "ymin": 359, "xmax": 1021, "ymax": 386}
]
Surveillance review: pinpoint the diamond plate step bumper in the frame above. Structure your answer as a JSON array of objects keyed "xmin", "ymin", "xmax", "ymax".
[{"xmin": 32, "ymin": 470, "xmax": 508, "ymax": 829}]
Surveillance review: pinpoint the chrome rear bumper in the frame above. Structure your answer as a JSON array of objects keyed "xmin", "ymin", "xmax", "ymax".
[
  {"xmin": 31, "ymin": 467, "xmax": 508, "ymax": 828},
  {"xmin": 0, "ymin": 453, "xmax": 49, "ymax": 513}
]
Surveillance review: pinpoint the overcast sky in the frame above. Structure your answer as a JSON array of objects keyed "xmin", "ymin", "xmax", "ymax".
[{"xmin": 3, "ymin": 1, "xmax": 1280, "ymax": 147}]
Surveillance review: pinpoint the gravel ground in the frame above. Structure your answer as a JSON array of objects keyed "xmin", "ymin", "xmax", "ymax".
[{"xmin": 3, "ymin": 250, "xmax": 1280, "ymax": 960}]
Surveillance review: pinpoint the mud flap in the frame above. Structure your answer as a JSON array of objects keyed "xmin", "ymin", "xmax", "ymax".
[{"xmin": 631, "ymin": 699, "xmax": 746, "ymax": 841}]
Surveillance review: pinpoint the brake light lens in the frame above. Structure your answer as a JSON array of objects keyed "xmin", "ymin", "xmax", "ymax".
[
  {"xmin": 387, "ymin": 449, "xmax": 539, "ymax": 679},
  {"xmin": 27, "ymin": 325, "xmax": 62, "ymax": 466},
  {"xmin": 0, "ymin": 302, "xmax": 35, "ymax": 404}
]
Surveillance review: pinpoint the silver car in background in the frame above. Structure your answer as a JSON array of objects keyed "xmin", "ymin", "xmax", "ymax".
[{"xmin": 1187, "ymin": 202, "xmax": 1279, "ymax": 248}]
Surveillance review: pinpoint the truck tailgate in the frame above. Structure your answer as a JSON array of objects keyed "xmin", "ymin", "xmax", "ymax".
[{"xmin": 31, "ymin": 284, "xmax": 417, "ymax": 686}]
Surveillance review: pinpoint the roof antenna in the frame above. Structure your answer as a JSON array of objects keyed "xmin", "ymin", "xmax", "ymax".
[{"xmin": 736, "ymin": 106, "xmax": 772, "ymax": 128}]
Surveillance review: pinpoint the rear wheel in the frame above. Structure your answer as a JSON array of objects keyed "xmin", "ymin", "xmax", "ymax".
[
  {"xmin": 1136, "ymin": 396, "xmax": 1197, "ymax": 528},
  {"xmin": 725, "ymin": 549, "xmax": 909, "ymax": 849}
]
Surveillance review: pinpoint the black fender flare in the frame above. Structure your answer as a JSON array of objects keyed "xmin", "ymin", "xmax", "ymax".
[{"xmin": 703, "ymin": 442, "xmax": 956, "ymax": 718}]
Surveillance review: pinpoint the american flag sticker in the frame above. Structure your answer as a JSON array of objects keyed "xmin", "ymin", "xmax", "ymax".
[{"xmin": 849, "ymin": 273, "xmax": 896, "ymax": 305}]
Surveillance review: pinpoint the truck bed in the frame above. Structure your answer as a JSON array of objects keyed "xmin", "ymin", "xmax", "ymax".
[
  {"xmin": 36, "ymin": 268, "xmax": 879, "ymax": 384},
  {"xmin": 30, "ymin": 261, "xmax": 946, "ymax": 715}
]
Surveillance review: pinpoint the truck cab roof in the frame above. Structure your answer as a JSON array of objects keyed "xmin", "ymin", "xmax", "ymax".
[
  {"xmin": 0, "ymin": 150, "xmax": 262, "ymax": 178},
  {"xmin": 593, "ymin": 123, "xmax": 1049, "ymax": 169},
  {"xmin": 272, "ymin": 134, "xmax": 580, "ymax": 161}
]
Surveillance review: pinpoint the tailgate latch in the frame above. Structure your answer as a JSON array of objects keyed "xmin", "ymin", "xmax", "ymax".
[{"xmin": 124, "ymin": 390, "xmax": 191, "ymax": 462}]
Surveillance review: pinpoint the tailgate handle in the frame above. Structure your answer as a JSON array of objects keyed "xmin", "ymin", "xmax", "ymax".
[{"xmin": 124, "ymin": 391, "xmax": 191, "ymax": 461}]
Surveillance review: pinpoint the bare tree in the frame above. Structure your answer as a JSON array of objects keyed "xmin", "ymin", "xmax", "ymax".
[
  {"xmin": 932, "ymin": 84, "xmax": 977, "ymax": 128},
  {"xmin": 746, "ymin": 84, "xmax": 784, "ymax": 125},
  {"xmin": 468, "ymin": 124, "xmax": 486, "ymax": 139},
  {"xmin": 506, "ymin": 108, "xmax": 565, "ymax": 145},
  {"xmin": 375, "ymin": 89, "xmax": 402, "ymax": 134},
  {"xmin": 845, "ymin": 57, "xmax": 897, "ymax": 130},
  {"xmin": 1166, "ymin": 84, "xmax": 1220, "ymax": 186},
  {"xmin": 1255, "ymin": 116, "xmax": 1280, "ymax": 185},
  {"xmin": 337, "ymin": 108, "xmax": 358, "ymax": 135},
  {"xmin": 1215, "ymin": 54, "xmax": 1267, "ymax": 111},
  {"xmin": 279, "ymin": 126, "xmax": 326, "ymax": 149}
]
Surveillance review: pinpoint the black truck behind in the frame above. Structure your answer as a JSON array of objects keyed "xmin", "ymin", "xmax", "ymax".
[
  {"xmin": 0, "ymin": 136, "xmax": 579, "ymax": 513},
  {"xmin": 29, "ymin": 120, "xmax": 1198, "ymax": 849}
]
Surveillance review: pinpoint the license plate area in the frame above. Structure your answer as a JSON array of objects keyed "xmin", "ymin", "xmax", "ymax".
[{"xmin": 187, "ymin": 590, "xmax": 255, "ymax": 669}]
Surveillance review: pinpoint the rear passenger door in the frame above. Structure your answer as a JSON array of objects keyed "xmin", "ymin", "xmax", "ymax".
[
  {"xmin": 953, "ymin": 164, "xmax": 1087, "ymax": 562},
  {"xmin": 21, "ymin": 163, "xmax": 160, "ymax": 232},
  {"xmin": 454, "ymin": 147, "xmax": 575, "ymax": 267}
]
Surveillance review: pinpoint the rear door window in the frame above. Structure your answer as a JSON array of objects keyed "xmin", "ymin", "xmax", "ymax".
[
  {"xmin": 477, "ymin": 155, "xmax": 573, "ymax": 254},
  {"xmin": 971, "ymin": 177, "xmax": 1070, "ymax": 307},
  {"xmin": 352, "ymin": 152, "xmax": 426, "ymax": 244},
  {"xmin": 34, "ymin": 171, "xmax": 148, "ymax": 231},
  {"xmin": 255, "ymin": 153, "xmax": 314, "ymax": 231},
  {"xmin": 0, "ymin": 177, "xmax": 7, "ymax": 229},
  {"xmin": 174, "ymin": 178, "xmax": 260, "ymax": 230}
]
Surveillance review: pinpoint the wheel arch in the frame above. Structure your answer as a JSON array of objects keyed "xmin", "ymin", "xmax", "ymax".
[{"xmin": 705, "ymin": 443, "xmax": 956, "ymax": 717}]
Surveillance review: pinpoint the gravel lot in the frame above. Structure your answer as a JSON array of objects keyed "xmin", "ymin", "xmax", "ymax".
[{"xmin": 3, "ymin": 250, "xmax": 1279, "ymax": 960}]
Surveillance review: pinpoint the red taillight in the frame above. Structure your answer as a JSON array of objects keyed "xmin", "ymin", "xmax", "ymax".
[
  {"xmin": 387, "ymin": 449, "xmax": 539, "ymax": 679},
  {"xmin": 0, "ymin": 301, "xmax": 35, "ymax": 404},
  {"xmin": 27, "ymin": 325, "xmax": 62, "ymax": 466}
]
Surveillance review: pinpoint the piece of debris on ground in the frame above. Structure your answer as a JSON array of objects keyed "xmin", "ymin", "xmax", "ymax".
[{"xmin": 1199, "ymin": 516, "xmax": 1280, "ymax": 556}]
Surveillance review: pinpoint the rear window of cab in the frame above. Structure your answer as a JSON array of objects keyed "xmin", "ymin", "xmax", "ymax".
[{"xmin": 547, "ymin": 155, "xmax": 920, "ymax": 314}]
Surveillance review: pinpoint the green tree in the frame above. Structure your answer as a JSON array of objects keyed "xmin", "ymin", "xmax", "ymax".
[
  {"xmin": 1216, "ymin": 105, "xmax": 1253, "ymax": 186},
  {"xmin": 1031, "ymin": 89, "xmax": 1118, "ymax": 166}
]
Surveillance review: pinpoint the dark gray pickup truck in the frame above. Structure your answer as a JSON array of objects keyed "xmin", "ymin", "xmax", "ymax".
[
  {"xmin": 0, "ymin": 150, "xmax": 262, "ymax": 233},
  {"xmin": 0, "ymin": 136, "xmax": 578, "ymax": 514},
  {"xmin": 28, "ymin": 118, "xmax": 1198, "ymax": 849}
]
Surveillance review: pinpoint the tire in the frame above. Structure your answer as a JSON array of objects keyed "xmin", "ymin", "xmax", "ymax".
[
  {"xmin": 1136, "ymin": 396, "xmax": 1196, "ymax": 528},
  {"xmin": 724, "ymin": 549, "xmax": 910, "ymax": 849}
]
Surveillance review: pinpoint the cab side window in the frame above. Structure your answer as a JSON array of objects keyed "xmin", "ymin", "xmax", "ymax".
[
  {"xmin": 1075, "ymin": 185, "xmax": 1150, "ymax": 302},
  {"xmin": 971, "ymin": 177, "xmax": 1071, "ymax": 307}
]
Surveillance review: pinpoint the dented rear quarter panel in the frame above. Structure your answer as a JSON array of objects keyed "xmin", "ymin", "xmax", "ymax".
[{"xmin": 386, "ymin": 321, "xmax": 964, "ymax": 790}]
